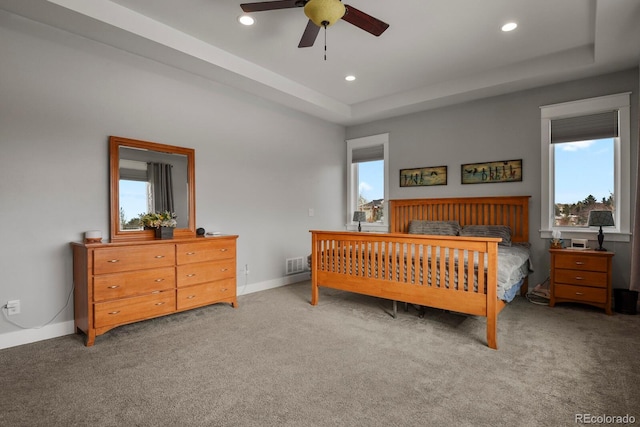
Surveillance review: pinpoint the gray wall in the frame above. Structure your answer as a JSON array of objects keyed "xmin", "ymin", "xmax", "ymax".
[
  {"xmin": 347, "ymin": 68, "xmax": 639, "ymax": 291},
  {"xmin": 0, "ymin": 12, "xmax": 345, "ymax": 346}
]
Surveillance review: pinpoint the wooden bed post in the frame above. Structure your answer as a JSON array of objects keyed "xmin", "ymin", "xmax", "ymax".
[
  {"xmin": 486, "ymin": 241, "xmax": 499, "ymax": 350},
  {"xmin": 311, "ymin": 231, "xmax": 319, "ymax": 306}
]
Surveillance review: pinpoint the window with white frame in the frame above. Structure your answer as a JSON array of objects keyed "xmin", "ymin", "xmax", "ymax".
[
  {"xmin": 540, "ymin": 93, "xmax": 631, "ymax": 241},
  {"xmin": 346, "ymin": 133, "xmax": 389, "ymax": 231}
]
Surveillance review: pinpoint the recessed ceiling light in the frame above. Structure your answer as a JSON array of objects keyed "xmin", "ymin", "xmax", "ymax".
[
  {"xmin": 238, "ymin": 15, "xmax": 255, "ymax": 26},
  {"xmin": 345, "ymin": 75, "xmax": 356, "ymax": 82},
  {"xmin": 501, "ymin": 22, "xmax": 517, "ymax": 32}
]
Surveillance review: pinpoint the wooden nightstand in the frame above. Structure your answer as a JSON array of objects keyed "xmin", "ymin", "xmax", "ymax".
[{"xmin": 549, "ymin": 249, "xmax": 614, "ymax": 314}]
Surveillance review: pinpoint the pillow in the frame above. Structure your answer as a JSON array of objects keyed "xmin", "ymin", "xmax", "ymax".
[
  {"xmin": 460, "ymin": 225, "xmax": 512, "ymax": 246},
  {"xmin": 408, "ymin": 220, "xmax": 461, "ymax": 236}
]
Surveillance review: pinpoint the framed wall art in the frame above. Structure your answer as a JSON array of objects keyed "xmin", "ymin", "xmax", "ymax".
[
  {"xmin": 400, "ymin": 166, "xmax": 447, "ymax": 187},
  {"xmin": 461, "ymin": 159, "xmax": 522, "ymax": 184}
]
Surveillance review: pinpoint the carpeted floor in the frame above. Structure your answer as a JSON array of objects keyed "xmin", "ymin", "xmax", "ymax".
[{"xmin": 1, "ymin": 281, "xmax": 639, "ymax": 427}]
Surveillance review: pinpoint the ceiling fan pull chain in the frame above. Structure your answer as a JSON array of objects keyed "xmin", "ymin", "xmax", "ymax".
[{"xmin": 323, "ymin": 22, "xmax": 327, "ymax": 61}]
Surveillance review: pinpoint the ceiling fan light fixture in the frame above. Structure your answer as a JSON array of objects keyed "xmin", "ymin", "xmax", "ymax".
[{"xmin": 304, "ymin": 0, "xmax": 346, "ymax": 27}]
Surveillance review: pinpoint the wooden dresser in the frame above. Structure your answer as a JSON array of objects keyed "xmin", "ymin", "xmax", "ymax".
[
  {"xmin": 549, "ymin": 248, "xmax": 614, "ymax": 314},
  {"xmin": 72, "ymin": 235, "xmax": 238, "ymax": 346}
]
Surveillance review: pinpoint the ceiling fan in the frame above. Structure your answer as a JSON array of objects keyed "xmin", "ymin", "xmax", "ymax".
[{"xmin": 240, "ymin": 0, "xmax": 389, "ymax": 48}]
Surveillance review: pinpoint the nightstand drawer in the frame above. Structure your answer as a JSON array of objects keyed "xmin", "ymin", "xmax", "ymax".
[
  {"xmin": 554, "ymin": 253, "xmax": 608, "ymax": 272},
  {"xmin": 554, "ymin": 269, "xmax": 608, "ymax": 288},
  {"xmin": 554, "ymin": 284, "xmax": 606, "ymax": 304}
]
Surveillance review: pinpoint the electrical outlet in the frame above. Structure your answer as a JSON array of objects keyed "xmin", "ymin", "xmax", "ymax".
[{"xmin": 6, "ymin": 300, "xmax": 20, "ymax": 316}]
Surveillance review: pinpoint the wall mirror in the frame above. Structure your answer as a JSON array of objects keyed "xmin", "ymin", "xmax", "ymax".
[{"xmin": 109, "ymin": 136, "xmax": 196, "ymax": 242}]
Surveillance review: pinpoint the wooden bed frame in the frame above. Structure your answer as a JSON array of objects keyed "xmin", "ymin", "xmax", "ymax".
[{"xmin": 310, "ymin": 196, "xmax": 530, "ymax": 349}]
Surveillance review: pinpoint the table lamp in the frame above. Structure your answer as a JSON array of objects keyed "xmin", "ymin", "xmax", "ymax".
[
  {"xmin": 353, "ymin": 211, "xmax": 366, "ymax": 232},
  {"xmin": 587, "ymin": 210, "xmax": 615, "ymax": 251}
]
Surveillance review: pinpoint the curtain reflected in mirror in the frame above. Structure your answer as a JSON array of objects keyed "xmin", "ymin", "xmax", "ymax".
[{"xmin": 148, "ymin": 162, "xmax": 175, "ymax": 214}]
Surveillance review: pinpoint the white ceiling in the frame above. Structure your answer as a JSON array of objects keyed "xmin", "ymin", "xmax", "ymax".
[{"xmin": 2, "ymin": 0, "xmax": 639, "ymax": 125}]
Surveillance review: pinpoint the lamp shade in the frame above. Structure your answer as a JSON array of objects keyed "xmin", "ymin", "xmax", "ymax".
[
  {"xmin": 304, "ymin": 0, "xmax": 346, "ymax": 27},
  {"xmin": 587, "ymin": 210, "xmax": 615, "ymax": 227},
  {"xmin": 352, "ymin": 211, "xmax": 366, "ymax": 222}
]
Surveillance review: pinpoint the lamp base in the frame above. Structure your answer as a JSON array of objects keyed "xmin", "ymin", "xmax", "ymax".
[{"xmin": 596, "ymin": 226, "xmax": 605, "ymax": 251}]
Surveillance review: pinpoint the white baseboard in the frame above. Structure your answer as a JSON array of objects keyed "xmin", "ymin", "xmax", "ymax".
[
  {"xmin": 0, "ymin": 320, "xmax": 75, "ymax": 350},
  {"xmin": 0, "ymin": 273, "xmax": 311, "ymax": 350},
  {"xmin": 237, "ymin": 272, "xmax": 310, "ymax": 296}
]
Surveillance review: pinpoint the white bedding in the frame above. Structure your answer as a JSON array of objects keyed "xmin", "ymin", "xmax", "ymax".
[{"xmin": 496, "ymin": 244, "xmax": 532, "ymax": 299}]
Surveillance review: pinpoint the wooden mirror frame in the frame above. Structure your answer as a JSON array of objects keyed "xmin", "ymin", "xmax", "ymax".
[{"xmin": 109, "ymin": 136, "xmax": 196, "ymax": 242}]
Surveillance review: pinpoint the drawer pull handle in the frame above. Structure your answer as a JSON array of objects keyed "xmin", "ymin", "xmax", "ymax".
[
  {"xmin": 220, "ymin": 268, "xmax": 228, "ymax": 272},
  {"xmin": 107, "ymin": 285, "xmax": 120, "ymax": 289},
  {"xmin": 108, "ymin": 259, "xmax": 119, "ymax": 263},
  {"xmin": 187, "ymin": 295, "xmax": 196, "ymax": 299},
  {"xmin": 108, "ymin": 311, "xmax": 120, "ymax": 315},
  {"xmin": 152, "ymin": 291, "xmax": 161, "ymax": 294},
  {"xmin": 155, "ymin": 255, "xmax": 165, "ymax": 259},
  {"xmin": 575, "ymin": 292, "xmax": 584, "ymax": 296},
  {"xmin": 154, "ymin": 279, "xmax": 164, "ymax": 282},
  {"xmin": 186, "ymin": 274, "xmax": 196, "ymax": 277},
  {"xmin": 155, "ymin": 302, "xmax": 165, "ymax": 306},
  {"xmin": 575, "ymin": 277, "xmax": 584, "ymax": 280},
  {"xmin": 220, "ymin": 248, "xmax": 228, "ymax": 252},
  {"xmin": 575, "ymin": 262, "xmax": 584, "ymax": 265},
  {"xmin": 221, "ymin": 288, "xmax": 227, "ymax": 292},
  {"xmin": 187, "ymin": 252, "xmax": 196, "ymax": 255}
]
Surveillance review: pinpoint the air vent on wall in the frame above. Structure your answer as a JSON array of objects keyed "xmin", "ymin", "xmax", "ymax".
[{"xmin": 286, "ymin": 257, "xmax": 305, "ymax": 275}]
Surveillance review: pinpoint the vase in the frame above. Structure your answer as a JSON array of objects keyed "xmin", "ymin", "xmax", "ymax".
[{"xmin": 155, "ymin": 227, "xmax": 174, "ymax": 239}]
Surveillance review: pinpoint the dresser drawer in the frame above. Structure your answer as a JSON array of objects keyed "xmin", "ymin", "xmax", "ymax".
[
  {"xmin": 176, "ymin": 259, "xmax": 235, "ymax": 287},
  {"xmin": 554, "ymin": 284, "xmax": 607, "ymax": 304},
  {"xmin": 177, "ymin": 278, "xmax": 236, "ymax": 310},
  {"xmin": 554, "ymin": 269, "xmax": 608, "ymax": 288},
  {"xmin": 554, "ymin": 254, "xmax": 608, "ymax": 272},
  {"xmin": 94, "ymin": 245, "xmax": 175, "ymax": 274},
  {"xmin": 176, "ymin": 240, "xmax": 235, "ymax": 264},
  {"xmin": 94, "ymin": 290, "xmax": 176, "ymax": 328},
  {"xmin": 93, "ymin": 267, "xmax": 175, "ymax": 302}
]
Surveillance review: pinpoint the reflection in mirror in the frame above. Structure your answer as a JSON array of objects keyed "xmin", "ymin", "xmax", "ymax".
[
  {"xmin": 118, "ymin": 147, "xmax": 189, "ymax": 230},
  {"xmin": 109, "ymin": 136, "xmax": 195, "ymax": 242}
]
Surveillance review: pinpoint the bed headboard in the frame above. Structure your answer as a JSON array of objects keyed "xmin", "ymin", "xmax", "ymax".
[{"xmin": 389, "ymin": 196, "xmax": 531, "ymax": 243}]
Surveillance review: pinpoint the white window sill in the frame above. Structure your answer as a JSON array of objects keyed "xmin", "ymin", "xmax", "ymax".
[
  {"xmin": 539, "ymin": 229, "xmax": 630, "ymax": 243},
  {"xmin": 346, "ymin": 223, "xmax": 389, "ymax": 233}
]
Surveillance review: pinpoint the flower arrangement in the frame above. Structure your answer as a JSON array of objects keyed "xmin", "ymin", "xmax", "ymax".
[{"xmin": 139, "ymin": 211, "xmax": 177, "ymax": 229}]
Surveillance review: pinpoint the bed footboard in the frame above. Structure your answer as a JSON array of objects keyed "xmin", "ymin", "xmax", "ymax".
[{"xmin": 310, "ymin": 230, "xmax": 504, "ymax": 349}]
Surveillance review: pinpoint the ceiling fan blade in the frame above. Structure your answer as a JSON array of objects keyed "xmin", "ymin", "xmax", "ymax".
[
  {"xmin": 241, "ymin": 1, "xmax": 304, "ymax": 13},
  {"xmin": 298, "ymin": 19, "xmax": 320, "ymax": 48},
  {"xmin": 342, "ymin": 4, "xmax": 389, "ymax": 36}
]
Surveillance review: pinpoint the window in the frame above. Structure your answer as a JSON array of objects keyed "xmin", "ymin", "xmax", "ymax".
[
  {"xmin": 540, "ymin": 93, "xmax": 631, "ymax": 241},
  {"xmin": 119, "ymin": 159, "xmax": 150, "ymax": 230},
  {"xmin": 346, "ymin": 133, "xmax": 389, "ymax": 231}
]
